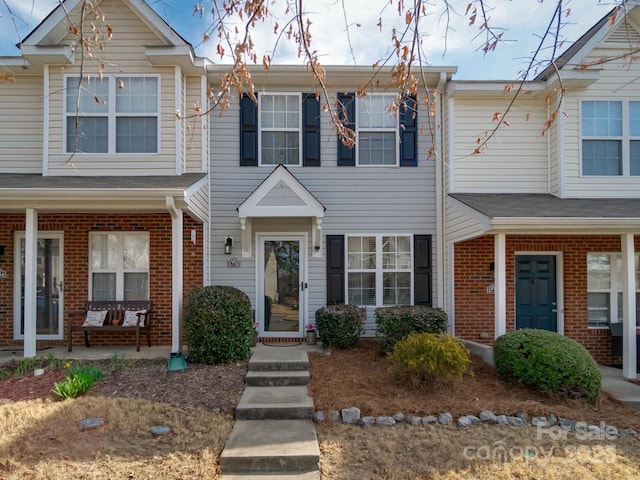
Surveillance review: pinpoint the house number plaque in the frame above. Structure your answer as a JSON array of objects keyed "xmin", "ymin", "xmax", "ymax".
[
  {"xmin": 227, "ymin": 257, "xmax": 241, "ymax": 268},
  {"xmin": 0, "ymin": 269, "xmax": 6, "ymax": 279}
]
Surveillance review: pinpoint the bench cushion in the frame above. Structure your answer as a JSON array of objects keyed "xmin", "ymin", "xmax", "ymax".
[
  {"xmin": 123, "ymin": 309, "xmax": 147, "ymax": 327},
  {"xmin": 82, "ymin": 310, "xmax": 108, "ymax": 327}
]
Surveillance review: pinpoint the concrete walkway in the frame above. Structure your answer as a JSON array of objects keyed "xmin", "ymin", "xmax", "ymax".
[{"xmin": 599, "ymin": 365, "xmax": 640, "ymax": 409}]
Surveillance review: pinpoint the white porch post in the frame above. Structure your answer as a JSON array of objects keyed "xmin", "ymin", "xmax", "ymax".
[
  {"xmin": 23, "ymin": 209, "xmax": 38, "ymax": 358},
  {"xmin": 494, "ymin": 233, "xmax": 507, "ymax": 338},
  {"xmin": 621, "ymin": 234, "xmax": 637, "ymax": 379},
  {"xmin": 166, "ymin": 197, "xmax": 183, "ymax": 354}
]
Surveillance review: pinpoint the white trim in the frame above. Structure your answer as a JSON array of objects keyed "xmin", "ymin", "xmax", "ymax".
[
  {"xmin": 557, "ymin": 93, "xmax": 566, "ymax": 197},
  {"xmin": 23, "ymin": 210, "xmax": 38, "ymax": 357},
  {"xmin": 43, "ymin": 65, "xmax": 50, "ymax": 176},
  {"xmin": 166, "ymin": 196, "xmax": 184, "ymax": 353},
  {"xmin": 201, "ymin": 75, "xmax": 208, "ymax": 173},
  {"xmin": 355, "ymin": 93, "xmax": 400, "ymax": 167},
  {"xmin": 514, "ymin": 251, "xmax": 565, "ymax": 335},
  {"xmin": 494, "ymin": 234, "xmax": 506, "ymax": 338},
  {"xmin": 175, "ymin": 67, "xmax": 183, "ymax": 175},
  {"xmin": 255, "ymin": 233, "xmax": 308, "ymax": 338},
  {"xmin": 447, "ymin": 241, "xmax": 455, "ymax": 336},
  {"xmin": 258, "ymin": 92, "xmax": 303, "ymax": 167},
  {"xmin": 448, "ymin": 96, "xmax": 456, "ymax": 192},
  {"xmin": 621, "ymin": 234, "xmax": 637, "ymax": 379}
]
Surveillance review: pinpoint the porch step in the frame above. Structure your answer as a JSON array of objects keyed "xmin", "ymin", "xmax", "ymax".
[
  {"xmin": 246, "ymin": 370, "xmax": 310, "ymax": 386},
  {"xmin": 220, "ymin": 420, "xmax": 320, "ymax": 474},
  {"xmin": 236, "ymin": 386, "xmax": 314, "ymax": 420},
  {"xmin": 248, "ymin": 348, "xmax": 309, "ymax": 372}
]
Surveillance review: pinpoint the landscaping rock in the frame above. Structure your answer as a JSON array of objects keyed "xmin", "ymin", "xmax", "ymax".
[
  {"xmin": 619, "ymin": 428, "xmax": 637, "ymax": 437},
  {"xmin": 507, "ymin": 416, "xmax": 524, "ymax": 427},
  {"xmin": 377, "ymin": 416, "xmax": 396, "ymax": 426},
  {"xmin": 79, "ymin": 418, "xmax": 104, "ymax": 431},
  {"xmin": 547, "ymin": 414, "xmax": 559, "ymax": 426},
  {"xmin": 516, "ymin": 411, "xmax": 529, "ymax": 423},
  {"xmin": 405, "ymin": 416, "xmax": 422, "ymax": 426},
  {"xmin": 531, "ymin": 416, "xmax": 549, "ymax": 427},
  {"xmin": 341, "ymin": 407, "xmax": 361, "ymax": 424},
  {"xmin": 422, "ymin": 415, "xmax": 438, "ymax": 425},
  {"xmin": 392, "ymin": 412, "xmax": 405, "ymax": 422},
  {"xmin": 587, "ymin": 425, "xmax": 602, "ymax": 435},
  {"xmin": 479, "ymin": 410, "xmax": 498, "ymax": 424},
  {"xmin": 329, "ymin": 410, "xmax": 342, "ymax": 423},
  {"xmin": 496, "ymin": 414, "xmax": 509, "ymax": 425},
  {"xmin": 558, "ymin": 418, "xmax": 576, "ymax": 431},
  {"xmin": 151, "ymin": 426, "xmax": 171, "ymax": 437},
  {"xmin": 358, "ymin": 416, "xmax": 375, "ymax": 428},
  {"xmin": 457, "ymin": 415, "xmax": 480, "ymax": 428},
  {"xmin": 438, "ymin": 413, "xmax": 453, "ymax": 425},
  {"xmin": 312, "ymin": 411, "xmax": 326, "ymax": 423}
]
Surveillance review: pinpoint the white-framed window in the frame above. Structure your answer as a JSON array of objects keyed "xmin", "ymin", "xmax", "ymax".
[
  {"xmin": 347, "ymin": 234, "xmax": 411, "ymax": 306},
  {"xmin": 89, "ymin": 232, "xmax": 150, "ymax": 301},
  {"xmin": 65, "ymin": 76, "xmax": 159, "ymax": 154},
  {"xmin": 356, "ymin": 94, "xmax": 399, "ymax": 166},
  {"xmin": 587, "ymin": 252, "xmax": 640, "ymax": 327},
  {"xmin": 259, "ymin": 93, "xmax": 301, "ymax": 165},
  {"xmin": 581, "ymin": 100, "xmax": 640, "ymax": 176}
]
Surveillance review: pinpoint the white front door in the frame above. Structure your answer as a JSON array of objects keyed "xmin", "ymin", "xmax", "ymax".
[
  {"xmin": 14, "ymin": 232, "xmax": 64, "ymax": 340},
  {"xmin": 257, "ymin": 235, "xmax": 307, "ymax": 337}
]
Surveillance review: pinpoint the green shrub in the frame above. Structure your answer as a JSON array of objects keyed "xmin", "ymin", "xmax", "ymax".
[
  {"xmin": 376, "ymin": 305, "xmax": 448, "ymax": 353},
  {"xmin": 184, "ymin": 285, "xmax": 254, "ymax": 364},
  {"xmin": 315, "ymin": 304, "xmax": 365, "ymax": 349},
  {"xmin": 388, "ymin": 333, "xmax": 471, "ymax": 387},
  {"xmin": 52, "ymin": 364, "xmax": 103, "ymax": 400},
  {"xmin": 494, "ymin": 329, "xmax": 602, "ymax": 404}
]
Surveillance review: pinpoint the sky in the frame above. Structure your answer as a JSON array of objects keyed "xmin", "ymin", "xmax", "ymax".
[{"xmin": 0, "ymin": 0, "xmax": 622, "ymax": 80}]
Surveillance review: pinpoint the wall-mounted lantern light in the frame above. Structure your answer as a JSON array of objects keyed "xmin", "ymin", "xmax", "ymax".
[{"xmin": 224, "ymin": 237, "xmax": 233, "ymax": 255}]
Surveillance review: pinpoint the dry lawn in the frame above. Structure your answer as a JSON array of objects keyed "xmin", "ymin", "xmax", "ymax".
[{"xmin": 310, "ymin": 341, "xmax": 640, "ymax": 480}]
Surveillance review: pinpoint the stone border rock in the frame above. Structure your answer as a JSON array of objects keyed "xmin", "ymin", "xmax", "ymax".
[{"xmin": 312, "ymin": 407, "xmax": 638, "ymax": 438}]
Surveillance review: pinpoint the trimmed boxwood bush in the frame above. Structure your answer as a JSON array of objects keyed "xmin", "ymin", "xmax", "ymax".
[
  {"xmin": 184, "ymin": 285, "xmax": 254, "ymax": 364},
  {"xmin": 389, "ymin": 333, "xmax": 471, "ymax": 387},
  {"xmin": 494, "ymin": 329, "xmax": 602, "ymax": 404},
  {"xmin": 315, "ymin": 304, "xmax": 365, "ymax": 349},
  {"xmin": 375, "ymin": 305, "xmax": 448, "ymax": 353}
]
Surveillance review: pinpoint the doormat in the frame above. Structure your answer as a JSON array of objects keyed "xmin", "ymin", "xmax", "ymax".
[{"xmin": 261, "ymin": 342, "xmax": 302, "ymax": 347}]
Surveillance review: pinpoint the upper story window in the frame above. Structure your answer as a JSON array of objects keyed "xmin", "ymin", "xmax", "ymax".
[
  {"xmin": 587, "ymin": 252, "xmax": 639, "ymax": 327},
  {"xmin": 356, "ymin": 95, "xmax": 399, "ymax": 166},
  {"xmin": 581, "ymin": 100, "xmax": 640, "ymax": 176},
  {"xmin": 65, "ymin": 76, "xmax": 159, "ymax": 154},
  {"xmin": 259, "ymin": 94, "xmax": 301, "ymax": 166}
]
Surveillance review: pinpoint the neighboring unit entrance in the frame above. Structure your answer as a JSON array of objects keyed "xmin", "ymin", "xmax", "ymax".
[
  {"xmin": 515, "ymin": 255, "xmax": 557, "ymax": 331},
  {"xmin": 257, "ymin": 236, "xmax": 306, "ymax": 337}
]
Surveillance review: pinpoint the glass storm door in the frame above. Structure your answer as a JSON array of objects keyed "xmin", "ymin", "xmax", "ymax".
[
  {"xmin": 259, "ymin": 236, "xmax": 306, "ymax": 337},
  {"xmin": 15, "ymin": 233, "xmax": 64, "ymax": 339}
]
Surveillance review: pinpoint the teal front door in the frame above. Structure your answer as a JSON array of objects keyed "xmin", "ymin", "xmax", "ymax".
[{"xmin": 515, "ymin": 255, "xmax": 557, "ymax": 331}]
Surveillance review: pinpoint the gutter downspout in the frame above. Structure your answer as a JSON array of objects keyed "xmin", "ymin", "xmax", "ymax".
[
  {"xmin": 166, "ymin": 196, "xmax": 183, "ymax": 354},
  {"xmin": 435, "ymin": 72, "xmax": 446, "ymax": 311}
]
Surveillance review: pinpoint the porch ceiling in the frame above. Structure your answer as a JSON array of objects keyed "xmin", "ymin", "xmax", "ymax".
[
  {"xmin": 449, "ymin": 193, "xmax": 640, "ymax": 235},
  {"xmin": 0, "ymin": 173, "xmax": 207, "ymax": 219}
]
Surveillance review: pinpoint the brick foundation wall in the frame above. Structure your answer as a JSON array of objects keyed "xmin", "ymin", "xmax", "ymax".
[
  {"xmin": 0, "ymin": 213, "xmax": 203, "ymax": 348},
  {"xmin": 454, "ymin": 235, "xmax": 640, "ymax": 364}
]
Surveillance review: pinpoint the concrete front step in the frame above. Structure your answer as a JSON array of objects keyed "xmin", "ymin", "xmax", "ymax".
[
  {"xmin": 236, "ymin": 386, "xmax": 314, "ymax": 420},
  {"xmin": 246, "ymin": 370, "xmax": 310, "ymax": 387},
  {"xmin": 220, "ymin": 420, "xmax": 320, "ymax": 474},
  {"xmin": 222, "ymin": 471, "xmax": 320, "ymax": 480},
  {"xmin": 248, "ymin": 348, "xmax": 309, "ymax": 372}
]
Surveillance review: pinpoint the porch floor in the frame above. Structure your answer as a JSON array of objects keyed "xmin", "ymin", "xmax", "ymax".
[{"xmin": 0, "ymin": 345, "xmax": 171, "ymax": 364}]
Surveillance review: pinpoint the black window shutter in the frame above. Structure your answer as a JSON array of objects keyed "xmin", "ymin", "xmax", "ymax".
[
  {"xmin": 400, "ymin": 95, "xmax": 418, "ymax": 167},
  {"xmin": 326, "ymin": 235, "xmax": 345, "ymax": 304},
  {"xmin": 337, "ymin": 93, "xmax": 355, "ymax": 166},
  {"xmin": 414, "ymin": 234, "xmax": 432, "ymax": 306},
  {"xmin": 239, "ymin": 94, "xmax": 258, "ymax": 166},
  {"xmin": 302, "ymin": 93, "xmax": 321, "ymax": 166}
]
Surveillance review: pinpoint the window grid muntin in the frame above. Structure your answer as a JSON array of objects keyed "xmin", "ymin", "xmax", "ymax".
[
  {"xmin": 64, "ymin": 75, "xmax": 160, "ymax": 154},
  {"xmin": 356, "ymin": 94, "xmax": 399, "ymax": 167},
  {"xmin": 259, "ymin": 93, "xmax": 302, "ymax": 166}
]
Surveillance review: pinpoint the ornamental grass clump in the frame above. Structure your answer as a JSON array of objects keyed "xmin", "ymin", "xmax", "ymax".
[
  {"xmin": 388, "ymin": 333, "xmax": 471, "ymax": 388},
  {"xmin": 184, "ymin": 285, "xmax": 253, "ymax": 364},
  {"xmin": 494, "ymin": 329, "xmax": 602, "ymax": 404},
  {"xmin": 52, "ymin": 364, "xmax": 103, "ymax": 400}
]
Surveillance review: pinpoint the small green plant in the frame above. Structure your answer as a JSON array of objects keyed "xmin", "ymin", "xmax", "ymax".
[
  {"xmin": 494, "ymin": 329, "xmax": 602, "ymax": 404},
  {"xmin": 315, "ymin": 304, "xmax": 365, "ymax": 349},
  {"xmin": 376, "ymin": 305, "xmax": 448, "ymax": 353},
  {"xmin": 184, "ymin": 285, "xmax": 254, "ymax": 364},
  {"xmin": 388, "ymin": 333, "xmax": 471, "ymax": 387},
  {"xmin": 13, "ymin": 356, "xmax": 45, "ymax": 376},
  {"xmin": 52, "ymin": 364, "xmax": 103, "ymax": 400}
]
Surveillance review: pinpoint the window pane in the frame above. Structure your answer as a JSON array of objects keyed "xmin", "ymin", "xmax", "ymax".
[
  {"xmin": 261, "ymin": 94, "xmax": 299, "ymax": 128},
  {"xmin": 348, "ymin": 272, "xmax": 375, "ymax": 305},
  {"xmin": 66, "ymin": 77, "xmax": 109, "ymax": 114},
  {"xmin": 357, "ymin": 95, "xmax": 396, "ymax": 128},
  {"xmin": 124, "ymin": 234, "xmax": 149, "ymax": 270},
  {"xmin": 261, "ymin": 132, "xmax": 299, "ymax": 165},
  {"xmin": 91, "ymin": 234, "xmax": 118, "ymax": 270},
  {"xmin": 92, "ymin": 273, "xmax": 116, "ymax": 301},
  {"xmin": 383, "ymin": 272, "xmax": 411, "ymax": 305},
  {"xmin": 116, "ymin": 77, "xmax": 158, "ymax": 113},
  {"xmin": 630, "ymin": 102, "xmax": 640, "ymax": 136},
  {"xmin": 631, "ymin": 141, "xmax": 640, "ymax": 176},
  {"xmin": 587, "ymin": 254, "xmax": 611, "ymax": 289},
  {"xmin": 67, "ymin": 117, "xmax": 108, "ymax": 153},
  {"xmin": 587, "ymin": 292, "xmax": 610, "ymax": 326},
  {"xmin": 582, "ymin": 101, "xmax": 622, "ymax": 136},
  {"xmin": 124, "ymin": 273, "xmax": 148, "ymax": 300},
  {"xmin": 382, "ymin": 235, "xmax": 411, "ymax": 269},
  {"xmin": 347, "ymin": 236, "xmax": 376, "ymax": 269},
  {"xmin": 116, "ymin": 117, "xmax": 158, "ymax": 153},
  {"xmin": 582, "ymin": 140, "xmax": 621, "ymax": 175},
  {"xmin": 359, "ymin": 132, "xmax": 396, "ymax": 165}
]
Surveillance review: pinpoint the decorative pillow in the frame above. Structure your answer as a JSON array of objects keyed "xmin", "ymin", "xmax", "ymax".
[
  {"xmin": 82, "ymin": 310, "xmax": 108, "ymax": 327},
  {"xmin": 123, "ymin": 310, "xmax": 147, "ymax": 327}
]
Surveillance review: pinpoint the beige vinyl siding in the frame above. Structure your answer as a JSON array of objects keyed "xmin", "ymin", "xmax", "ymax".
[
  {"xmin": 451, "ymin": 97, "xmax": 549, "ymax": 193},
  {"xmin": 446, "ymin": 203, "xmax": 485, "ymax": 244},
  {"xmin": 0, "ymin": 75, "xmax": 43, "ymax": 173},
  {"xmin": 46, "ymin": 0, "xmax": 177, "ymax": 176},
  {"xmin": 549, "ymin": 91, "xmax": 561, "ymax": 196},
  {"xmin": 184, "ymin": 76, "xmax": 204, "ymax": 173},
  {"xmin": 561, "ymin": 46, "xmax": 640, "ymax": 198},
  {"xmin": 209, "ymin": 93, "xmax": 439, "ymax": 333}
]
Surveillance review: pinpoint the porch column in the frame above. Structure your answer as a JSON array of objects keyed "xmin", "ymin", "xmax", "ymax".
[
  {"xmin": 621, "ymin": 234, "xmax": 637, "ymax": 379},
  {"xmin": 23, "ymin": 209, "xmax": 38, "ymax": 358},
  {"xmin": 166, "ymin": 197, "xmax": 183, "ymax": 354},
  {"xmin": 494, "ymin": 233, "xmax": 507, "ymax": 338}
]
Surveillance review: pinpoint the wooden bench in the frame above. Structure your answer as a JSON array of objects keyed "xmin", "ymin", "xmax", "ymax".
[{"xmin": 68, "ymin": 300, "xmax": 152, "ymax": 352}]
